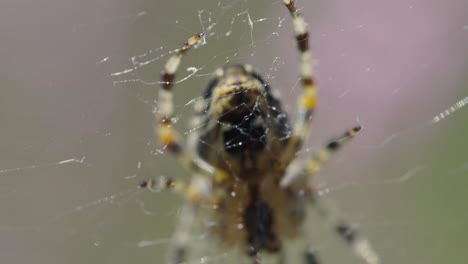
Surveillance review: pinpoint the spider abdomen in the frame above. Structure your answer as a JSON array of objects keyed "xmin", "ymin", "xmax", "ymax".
[{"xmin": 210, "ymin": 174, "xmax": 307, "ymax": 255}]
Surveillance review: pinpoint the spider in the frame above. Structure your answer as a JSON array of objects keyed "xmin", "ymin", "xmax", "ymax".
[{"xmin": 139, "ymin": 1, "xmax": 380, "ymax": 263}]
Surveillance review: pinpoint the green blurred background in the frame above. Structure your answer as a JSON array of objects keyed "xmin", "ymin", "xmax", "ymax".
[{"xmin": 1, "ymin": 0, "xmax": 467, "ymax": 263}]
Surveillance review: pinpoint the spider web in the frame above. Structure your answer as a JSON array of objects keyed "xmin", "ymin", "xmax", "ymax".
[{"xmin": 1, "ymin": 0, "xmax": 468, "ymax": 264}]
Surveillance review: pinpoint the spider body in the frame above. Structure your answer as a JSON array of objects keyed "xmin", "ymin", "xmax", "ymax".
[
  {"xmin": 188, "ymin": 64, "xmax": 306, "ymax": 256},
  {"xmin": 140, "ymin": 1, "xmax": 381, "ymax": 263}
]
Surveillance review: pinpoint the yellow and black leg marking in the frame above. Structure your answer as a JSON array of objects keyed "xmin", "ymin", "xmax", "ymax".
[
  {"xmin": 282, "ymin": 0, "xmax": 317, "ymax": 150},
  {"xmin": 281, "ymin": 126, "xmax": 362, "ymax": 187},
  {"xmin": 138, "ymin": 176, "xmax": 186, "ymax": 193},
  {"xmin": 158, "ymin": 33, "xmax": 202, "ymax": 151},
  {"xmin": 305, "ymin": 126, "xmax": 362, "ymax": 175},
  {"xmin": 157, "ymin": 33, "xmax": 217, "ymax": 177},
  {"xmin": 299, "ymin": 126, "xmax": 379, "ymax": 264}
]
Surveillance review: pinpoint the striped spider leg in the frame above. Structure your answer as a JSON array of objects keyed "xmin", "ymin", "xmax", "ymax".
[{"xmin": 281, "ymin": 126, "xmax": 380, "ymax": 264}]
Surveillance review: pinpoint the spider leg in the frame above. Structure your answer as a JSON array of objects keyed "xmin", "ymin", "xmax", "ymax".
[
  {"xmin": 304, "ymin": 245, "xmax": 320, "ymax": 264},
  {"xmin": 281, "ymin": 126, "xmax": 362, "ymax": 187},
  {"xmin": 138, "ymin": 177, "xmax": 201, "ymax": 264},
  {"xmin": 166, "ymin": 203, "xmax": 197, "ymax": 264},
  {"xmin": 310, "ymin": 197, "xmax": 380, "ymax": 264},
  {"xmin": 158, "ymin": 33, "xmax": 217, "ymax": 177},
  {"xmin": 282, "ymin": 0, "xmax": 317, "ymax": 153},
  {"xmin": 138, "ymin": 176, "xmax": 187, "ymax": 193},
  {"xmin": 282, "ymin": 126, "xmax": 378, "ymax": 263},
  {"xmin": 163, "ymin": 175, "xmax": 213, "ymax": 264}
]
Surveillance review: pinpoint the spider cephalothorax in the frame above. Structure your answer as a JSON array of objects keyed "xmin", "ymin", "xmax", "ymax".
[{"xmin": 193, "ymin": 64, "xmax": 292, "ymax": 181}]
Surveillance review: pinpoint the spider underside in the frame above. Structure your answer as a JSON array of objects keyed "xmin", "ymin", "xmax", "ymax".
[
  {"xmin": 140, "ymin": 1, "xmax": 381, "ymax": 264},
  {"xmin": 192, "ymin": 64, "xmax": 305, "ymax": 256}
]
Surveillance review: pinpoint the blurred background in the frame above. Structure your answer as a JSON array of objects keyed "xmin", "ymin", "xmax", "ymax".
[{"xmin": 1, "ymin": 0, "xmax": 467, "ymax": 263}]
